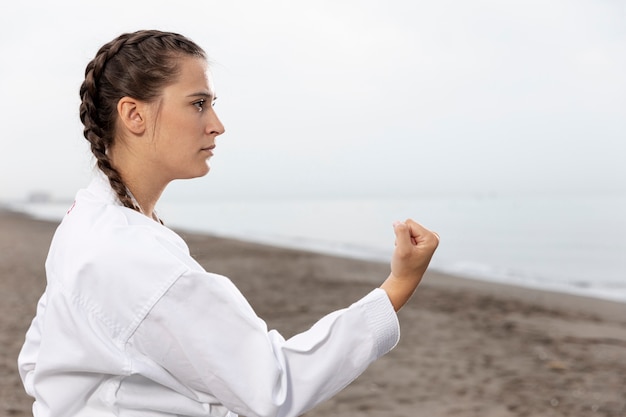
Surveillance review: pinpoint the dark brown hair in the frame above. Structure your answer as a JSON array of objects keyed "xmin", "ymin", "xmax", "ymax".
[{"xmin": 79, "ymin": 30, "xmax": 206, "ymax": 210}]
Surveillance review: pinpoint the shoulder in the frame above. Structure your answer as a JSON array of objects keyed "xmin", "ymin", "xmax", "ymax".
[
  {"xmin": 54, "ymin": 175, "xmax": 194, "ymax": 267},
  {"xmin": 46, "ymin": 190, "xmax": 203, "ymax": 341},
  {"xmin": 56, "ymin": 196, "xmax": 195, "ymax": 285}
]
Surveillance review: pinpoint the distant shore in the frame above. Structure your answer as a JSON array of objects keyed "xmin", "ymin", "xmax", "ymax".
[{"xmin": 2, "ymin": 209, "xmax": 625, "ymax": 416}]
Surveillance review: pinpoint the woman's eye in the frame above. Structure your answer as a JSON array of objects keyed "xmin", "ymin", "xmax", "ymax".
[{"xmin": 193, "ymin": 99, "xmax": 206, "ymax": 112}]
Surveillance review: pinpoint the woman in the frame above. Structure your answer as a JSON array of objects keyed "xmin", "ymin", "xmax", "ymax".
[{"xmin": 18, "ymin": 30, "xmax": 439, "ymax": 417}]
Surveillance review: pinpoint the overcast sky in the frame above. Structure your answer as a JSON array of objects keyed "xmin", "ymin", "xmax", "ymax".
[{"xmin": 0, "ymin": 0, "xmax": 624, "ymax": 202}]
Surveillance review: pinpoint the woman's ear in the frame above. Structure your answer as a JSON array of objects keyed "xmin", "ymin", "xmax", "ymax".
[{"xmin": 117, "ymin": 97, "xmax": 147, "ymax": 135}]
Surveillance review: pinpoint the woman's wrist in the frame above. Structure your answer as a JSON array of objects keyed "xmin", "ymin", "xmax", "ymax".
[{"xmin": 380, "ymin": 272, "xmax": 422, "ymax": 312}]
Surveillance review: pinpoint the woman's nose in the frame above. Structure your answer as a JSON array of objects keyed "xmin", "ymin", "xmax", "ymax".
[{"xmin": 207, "ymin": 109, "xmax": 225, "ymax": 136}]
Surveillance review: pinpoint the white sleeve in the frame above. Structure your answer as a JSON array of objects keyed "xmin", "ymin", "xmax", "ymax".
[
  {"xmin": 131, "ymin": 271, "xmax": 399, "ymax": 417},
  {"xmin": 18, "ymin": 291, "xmax": 48, "ymax": 397}
]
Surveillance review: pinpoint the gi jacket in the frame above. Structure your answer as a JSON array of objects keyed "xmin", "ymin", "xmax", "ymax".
[{"xmin": 18, "ymin": 174, "xmax": 400, "ymax": 417}]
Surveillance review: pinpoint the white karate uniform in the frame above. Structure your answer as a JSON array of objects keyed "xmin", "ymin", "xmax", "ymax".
[{"xmin": 18, "ymin": 174, "xmax": 400, "ymax": 417}]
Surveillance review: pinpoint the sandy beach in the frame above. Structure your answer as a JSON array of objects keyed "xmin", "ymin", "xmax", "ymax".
[{"xmin": 1, "ymin": 208, "xmax": 625, "ymax": 417}]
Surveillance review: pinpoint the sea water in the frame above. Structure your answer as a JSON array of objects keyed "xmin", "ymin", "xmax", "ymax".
[{"xmin": 10, "ymin": 194, "xmax": 626, "ymax": 303}]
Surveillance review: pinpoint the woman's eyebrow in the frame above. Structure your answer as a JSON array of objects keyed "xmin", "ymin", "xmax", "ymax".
[{"xmin": 187, "ymin": 92, "xmax": 216, "ymax": 100}]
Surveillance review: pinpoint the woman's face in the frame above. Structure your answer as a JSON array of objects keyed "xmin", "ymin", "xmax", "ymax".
[{"xmin": 147, "ymin": 56, "xmax": 225, "ymax": 182}]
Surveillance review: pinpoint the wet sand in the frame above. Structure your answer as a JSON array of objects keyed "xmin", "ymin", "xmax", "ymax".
[{"xmin": 2, "ymin": 208, "xmax": 625, "ymax": 416}]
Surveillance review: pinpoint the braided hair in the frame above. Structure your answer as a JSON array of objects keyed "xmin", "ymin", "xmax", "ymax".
[{"xmin": 79, "ymin": 30, "xmax": 206, "ymax": 211}]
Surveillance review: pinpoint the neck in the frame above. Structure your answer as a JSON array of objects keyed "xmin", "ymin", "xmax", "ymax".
[
  {"xmin": 109, "ymin": 142, "xmax": 168, "ymax": 220},
  {"xmin": 125, "ymin": 180, "xmax": 165, "ymax": 220}
]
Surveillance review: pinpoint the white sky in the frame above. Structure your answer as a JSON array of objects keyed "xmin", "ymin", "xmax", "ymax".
[{"xmin": 0, "ymin": 0, "xmax": 624, "ymax": 202}]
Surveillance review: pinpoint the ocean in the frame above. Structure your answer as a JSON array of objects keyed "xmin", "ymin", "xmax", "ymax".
[{"xmin": 9, "ymin": 194, "xmax": 626, "ymax": 304}]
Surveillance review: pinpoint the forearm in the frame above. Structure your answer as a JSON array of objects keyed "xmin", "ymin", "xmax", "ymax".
[{"xmin": 271, "ymin": 288, "xmax": 399, "ymax": 417}]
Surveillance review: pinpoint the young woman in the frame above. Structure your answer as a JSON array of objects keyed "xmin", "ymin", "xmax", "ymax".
[{"xmin": 18, "ymin": 30, "xmax": 439, "ymax": 417}]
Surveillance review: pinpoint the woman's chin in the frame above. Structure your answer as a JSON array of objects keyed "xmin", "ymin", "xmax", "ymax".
[
  {"xmin": 175, "ymin": 165, "xmax": 211, "ymax": 181},
  {"xmin": 194, "ymin": 163, "xmax": 211, "ymax": 178}
]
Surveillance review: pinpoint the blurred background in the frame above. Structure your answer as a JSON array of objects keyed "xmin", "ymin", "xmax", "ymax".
[{"xmin": 1, "ymin": 0, "xmax": 624, "ymax": 300}]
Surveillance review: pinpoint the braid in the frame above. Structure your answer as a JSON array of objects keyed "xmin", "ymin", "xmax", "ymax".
[
  {"xmin": 78, "ymin": 30, "xmax": 205, "ymax": 211},
  {"xmin": 79, "ymin": 33, "xmax": 138, "ymax": 210}
]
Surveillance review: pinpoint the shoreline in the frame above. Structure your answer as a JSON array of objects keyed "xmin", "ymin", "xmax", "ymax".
[
  {"xmin": 6, "ymin": 201, "xmax": 626, "ymax": 304},
  {"xmin": 176, "ymin": 222, "xmax": 626, "ymax": 322},
  {"xmin": 6, "ymin": 203, "xmax": 626, "ymax": 308},
  {"xmin": 2, "ymin": 209, "xmax": 625, "ymax": 416}
]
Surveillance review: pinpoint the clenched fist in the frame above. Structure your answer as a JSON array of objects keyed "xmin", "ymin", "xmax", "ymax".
[{"xmin": 381, "ymin": 219, "xmax": 439, "ymax": 311}]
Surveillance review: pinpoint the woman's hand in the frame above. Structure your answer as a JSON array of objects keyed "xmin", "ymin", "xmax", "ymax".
[{"xmin": 380, "ymin": 219, "xmax": 439, "ymax": 311}]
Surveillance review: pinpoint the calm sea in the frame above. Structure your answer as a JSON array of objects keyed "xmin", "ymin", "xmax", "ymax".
[{"xmin": 10, "ymin": 194, "xmax": 626, "ymax": 303}]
